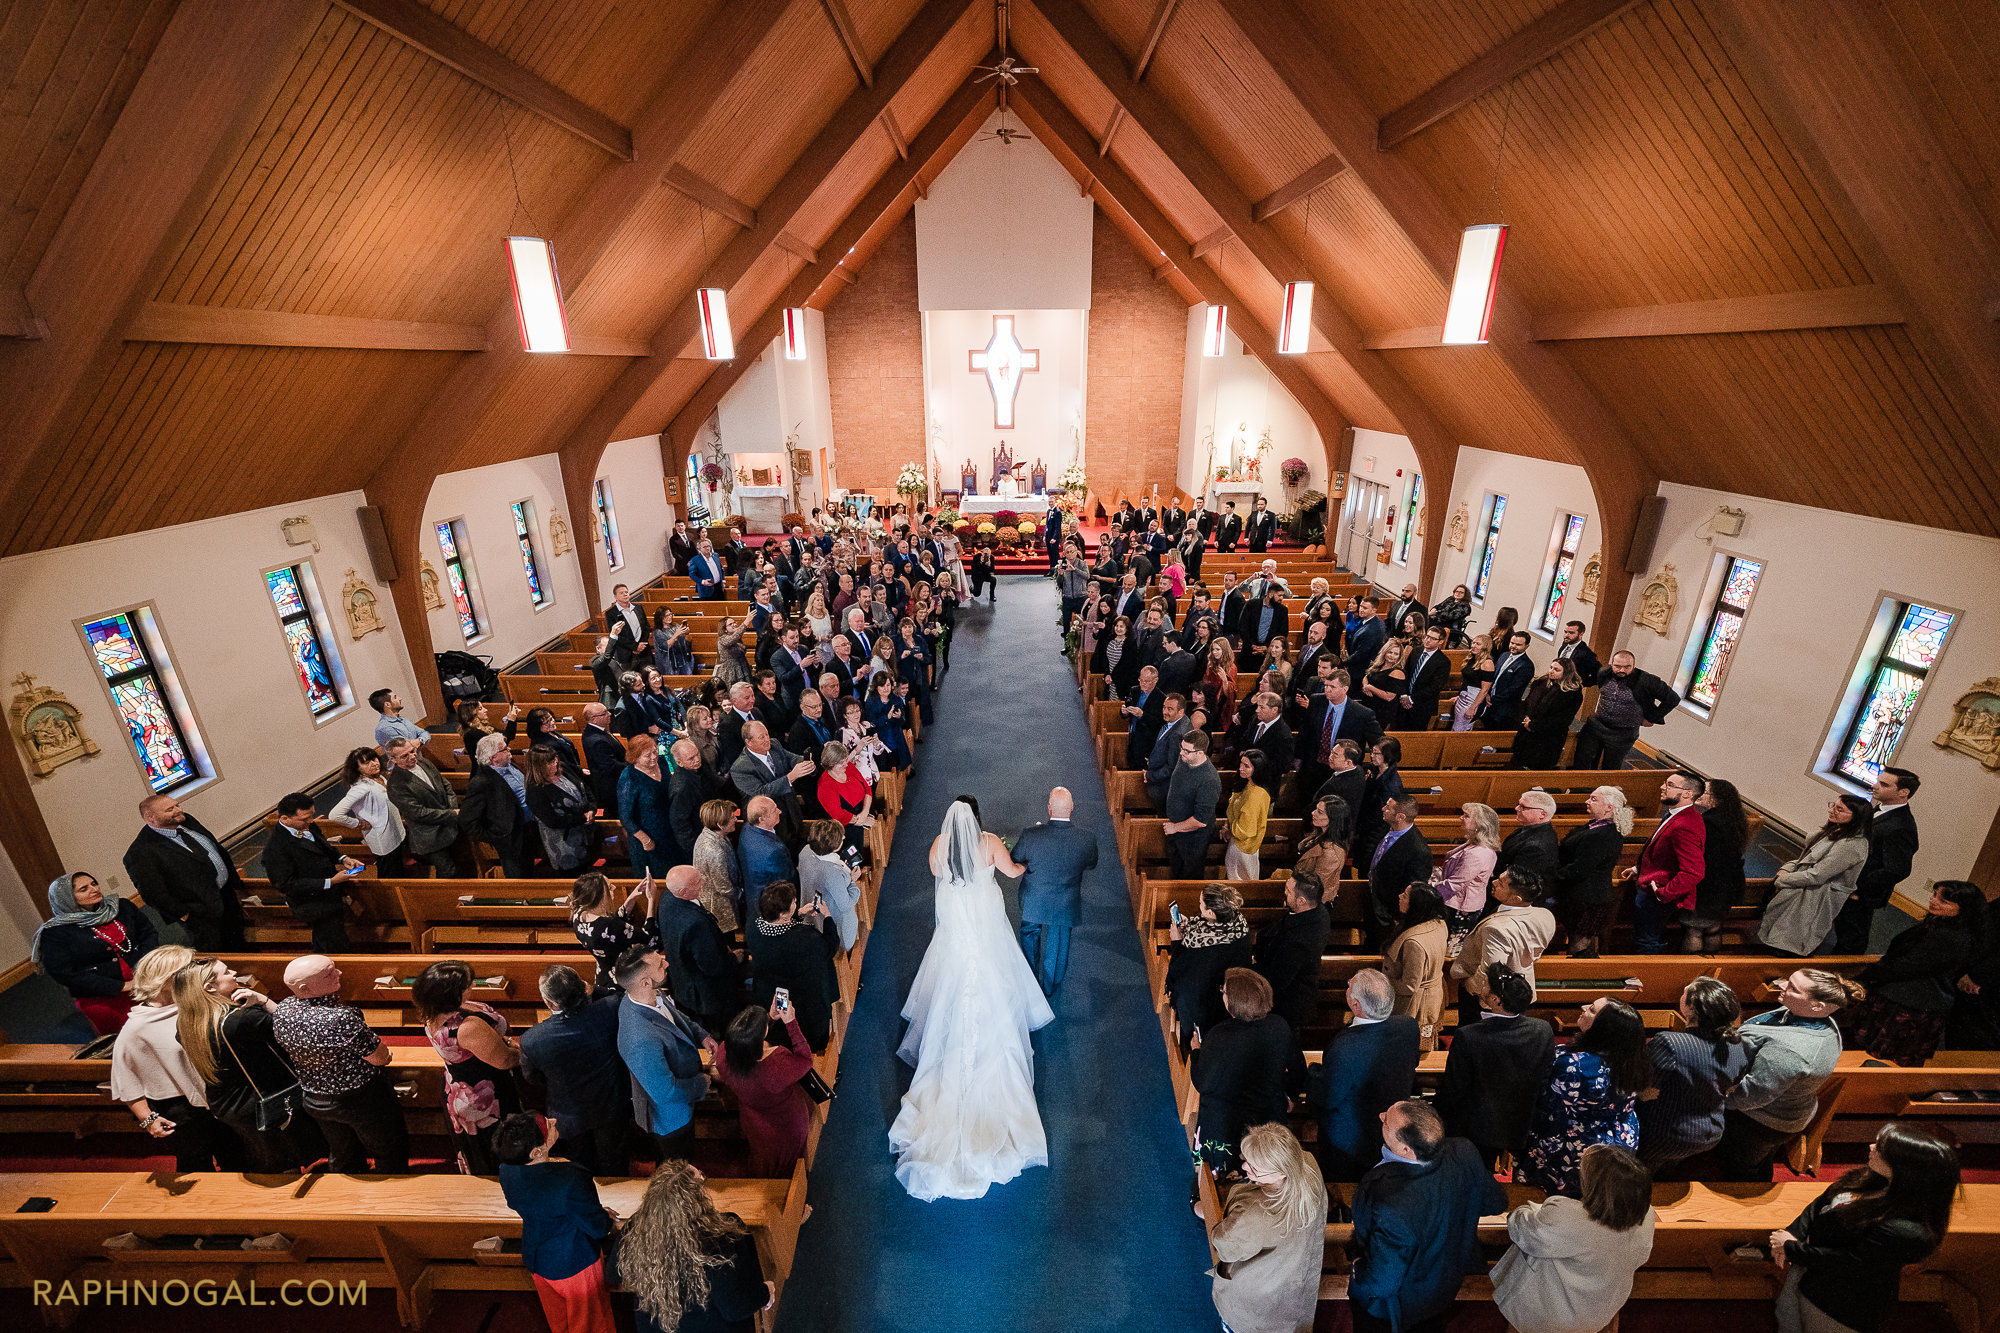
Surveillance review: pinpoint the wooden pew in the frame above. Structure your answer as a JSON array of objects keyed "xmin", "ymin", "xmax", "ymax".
[{"xmin": 0, "ymin": 1167, "xmax": 807, "ymax": 1331}]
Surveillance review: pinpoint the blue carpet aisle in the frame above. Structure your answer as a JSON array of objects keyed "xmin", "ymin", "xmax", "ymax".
[{"xmin": 774, "ymin": 575, "xmax": 1217, "ymax": 1333}]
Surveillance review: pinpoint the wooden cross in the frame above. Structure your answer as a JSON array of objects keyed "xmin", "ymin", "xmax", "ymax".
[{"xmin": 968, "ymin": 314, "xmax": 1040, "ymax": 430}]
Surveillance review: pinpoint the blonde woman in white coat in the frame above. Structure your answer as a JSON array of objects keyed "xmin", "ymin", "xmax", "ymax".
[
  {"xmin": 1493, "ymin": 1144, "xmax": 1657, "ymax": 1333},
  {"xmin": 1757, "ymin": 796, "xmax": 1873, "ymax": 958}
]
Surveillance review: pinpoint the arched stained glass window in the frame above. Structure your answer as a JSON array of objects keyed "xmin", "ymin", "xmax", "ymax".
[
  {"xmin": 1686, "ymin": 556, "xmax": 1763, "ymax": 710},
  {"xmin": 1471, "ymin": 494, "xmax": 1506, "ymax": 601},
  {"xmin": 264, "ymin": 565, "xmax": 340, "ymax": 715},
  {"xmin": 1835, "ymin": 602, "xmax": 1954, "ymax": 786},
  {"xmin": 1539, "ymin": 513, "xmax": 1587, "ymax": 634},
  {"xmin": 435, "ymin": 519, "xmax": 481, "ymax": 639},
  {"xmin": 511, "ymin": 501, "xmax": 549, "ymax": 606},
  {"xmin": 82, "ymin": 610, "xmax": 199, "ymax": 791},
  {"xmin": 1396, "ymin": 474, "xmax": 1422, "ymax": 565}
]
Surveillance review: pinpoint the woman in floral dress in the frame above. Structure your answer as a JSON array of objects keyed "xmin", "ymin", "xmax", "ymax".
[
  {"xmin": 1521, "ymin": 998, "xmax": 1651, "ymax": 1197},
  {"xmin": 415, "ymin": 960, "xmax": 521, "ymax": 1173}
]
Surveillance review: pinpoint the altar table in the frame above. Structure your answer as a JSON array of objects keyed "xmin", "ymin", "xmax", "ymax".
[{"xmin": 959, "ymin": 493, "xmax": 1049, "ymax": 515}]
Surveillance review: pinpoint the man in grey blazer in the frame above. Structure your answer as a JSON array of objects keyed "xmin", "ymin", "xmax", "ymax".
[{"xmin": 1010, "ymin": 787, "xmax": 1098, "ymax": 999}]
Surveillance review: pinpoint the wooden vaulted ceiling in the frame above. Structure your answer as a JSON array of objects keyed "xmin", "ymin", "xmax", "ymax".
[{"xmin": 3, "ymin": 0, "xmax": 1998, "ymax": 588}]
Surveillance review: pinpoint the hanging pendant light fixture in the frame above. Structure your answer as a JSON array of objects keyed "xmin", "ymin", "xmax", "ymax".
[
  {"xmin": 1202, "ymin": 303, "xmax": 1229, "ymax": 357},
  {"xmin": 499, "ymin": 111, "xmax": 569, "ymax": 352},
  {"xmin": 1442, "ymin": 86, "xmax": 1515, "ymax": 346},
  {"xmin": 694, "ymin": 206, "xmax": 733, "ymax": 360},
  {"xmin": 1278, "ymin": 194, "xmax": 1314, "ymax": 355}
]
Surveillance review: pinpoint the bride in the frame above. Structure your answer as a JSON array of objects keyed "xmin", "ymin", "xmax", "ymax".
[{"xmin": 888, "ymin": 798, "xmax": 1055, "ymax": 1200}]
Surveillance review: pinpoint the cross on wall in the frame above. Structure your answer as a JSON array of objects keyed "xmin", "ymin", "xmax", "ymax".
[{"xmin": 968, "ymin": 314, "xmax": 1039, "ymax": 430}]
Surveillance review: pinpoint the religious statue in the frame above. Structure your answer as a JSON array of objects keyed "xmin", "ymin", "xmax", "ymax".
[
  {"xmin": 1577, "ymin": 551, "xmax": 1602, "ymax": 603},
  {"xmin": 1445, "ymin": 502, "xmax": 1471, "ymax": 551},
  {"xmin": 10, "ymin": 674, "xmax": 100, "ymax": 777},
  {"xmin": 342, "ymin": 568, "xmax": 387, "ymax": 640},
  {"xmin": 548, "ymin": 512, "xmax": 572, "ymax": 556},
  {"xmin": 418, "ymin": 556, "xmax": 443, "ymax": 611},
  {"xmin": 961, "ymin": 458, "xmax": 979, "ymax": 495},
  {"xmin": 1935, "ymin": 678, "xmax": 2000, "ymax": 772},
  {"xmin": 991, "ymin": 442, "xmax": 1014, "ymax": 495},
  {"xmin": 1030, "ymin": 459, "xmax": 1047, "ymax": 495},
  {"xmin": 1633, "ymin": 564, "xmax": 1680, "ymax": 636}
]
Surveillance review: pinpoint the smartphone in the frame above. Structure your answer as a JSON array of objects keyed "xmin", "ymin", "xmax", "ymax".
[
  {"xmin": 16, "ymin": 1197, "xmax": 55, "ymax": 1213},
  {"xmin": 1169, "ymin": 902, "xmax": 1184, "ymax": 925},
  {"xmin": 772, "ymin": 987, "xmax": 791, "ymax": 1008}
]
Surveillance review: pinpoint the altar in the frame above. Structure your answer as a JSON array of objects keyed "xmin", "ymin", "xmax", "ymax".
[
  {"xmin": 1209, "ymin": 481, "xmax": 1266, "ymax": 512},
  {"xmin": 960, "ymin": 492, "xmax": 1049, "ymax": 515}
]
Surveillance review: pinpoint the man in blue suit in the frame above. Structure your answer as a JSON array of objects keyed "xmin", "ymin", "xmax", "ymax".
[
  {"xmin": 1350, "ymin": 1099, "xmax": 1509, "ymax": 1333},
  {"xmin": 738, "ymin": 795, "xmax": 795, "ymax": 904},
  {"xmin": 612, "ymin": 946, "xmax": 711, "ymax": 1159},
  {"xmin": 688, "ymin": 538, "xmax": 726, "ymax": 600},
  {"xmin": 1308, "ymin": 969, "xmax": 1420, "ymax": 1181},
  {"xmin": 1010, "ymin": 787, "xmax": 1098, "ymax": 998}
]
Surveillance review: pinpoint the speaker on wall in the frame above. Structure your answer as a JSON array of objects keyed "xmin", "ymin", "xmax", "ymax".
[
  {"xmin": 1624, "ymin": 495, "xmax": 1666, "ymax": 574},
  {"xmin": 355, "ymin": 505, "xmax": 399, "ymax": 583}
]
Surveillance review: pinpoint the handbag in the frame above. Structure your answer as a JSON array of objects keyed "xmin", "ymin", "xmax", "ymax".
[
  {"xmin": 220, "ymin": 1016, "xmax": 305, "ymax": 1132},
  {"xmin": 800, "ymin": 1067, "xmax": 833, "ymax": 1104}
]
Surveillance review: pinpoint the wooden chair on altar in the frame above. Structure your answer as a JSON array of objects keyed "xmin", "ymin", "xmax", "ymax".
[
  {"xmin": 1030, "ymin": 459, "xmax": 1048, "ymax": 494},
  {"xmin": 960, "ymin": 460, "xmax": 979, "ymax": 495}
]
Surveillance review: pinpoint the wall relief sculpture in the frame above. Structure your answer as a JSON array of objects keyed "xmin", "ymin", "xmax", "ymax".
[
  {"xmin": 1935, "ymin": 678, "xmax": 2000, "ymax": 772},
  {"xmin": 418, "ymin": 556, "xmax": 443, "ymax": 611},
  {"xmin": 1445, "ymin": 503, "xmax": 1471, "ymax": 552},
  {"xmin": 342, "ymin": 569, "xmax": 386, "ymax": 639},
  {"xmin": 1633, "ymin": 564, "xmax": 1680, "ymax": 636},
  {"xmin": 548, "ymin": 513, "xmax": 572, "ymax": 557},
  {"xmin": 10, "ymin": 674, "xmax": 100, "ymax": 776},
  {"xmin": 1577, "ymin": 551, "xmax": 1602, "ymax": 604}
]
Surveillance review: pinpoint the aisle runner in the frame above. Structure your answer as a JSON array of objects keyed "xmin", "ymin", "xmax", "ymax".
[{"xmin": 775, "ymin": 576, "xmax": 1215, "ymax": 1333}]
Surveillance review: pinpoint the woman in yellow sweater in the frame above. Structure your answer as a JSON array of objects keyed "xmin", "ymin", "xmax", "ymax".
[{"xmin": 1226, "ymin": 749, "xmax": 1275, "ymax": 880}]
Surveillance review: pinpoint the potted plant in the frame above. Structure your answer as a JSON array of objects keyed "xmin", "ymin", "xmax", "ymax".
[
  {"xmin": 895, "ymin": 462, "xmax": 927, "ymax": 502},
  {"xmin": 1280, "ymin": 457, "xmax": 1310, "ymax": 489},
  {"xmin": 1058, "ymin": 462, "xmax": 1088, "ymax": 495},
  {"xmin": 699, "ymin": 460, "xmax": 726, "ymax": 493}
]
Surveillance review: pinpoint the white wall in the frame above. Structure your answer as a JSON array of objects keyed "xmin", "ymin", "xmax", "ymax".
[
  {"xmin": 596, "ymin": 433, "xmax": 675, "ymax": 590},
  {"xmin": 423, "ymin": 456, "xmax": 589, "ymax": 667},
  {"xmin": 1620, "ymin": 483, "xmax": 2000, "ymax": 900},
  {"xmin": 916, "ymin": 110, "xmax": 1094, "ymax": 311},
  {"xmin": 1437, "ymin": 448, "xmax": 1601, "ymax": 641},
  {"xmin": 1179, "ymin": 309, "xmax": 1327, "ymax": 509},
  {"xmin": 714, "ymin": 318, "xmax": 835, "ymax": 520},
  {"xmin": 923, "ymin": 307, "xmax": 1087, "ymax": 491},
  {"xmin": 774, "ymin": 309, "xmax": 835, "ymax": 514},
  {"xmin": 0, "ymin": 492, "xmax": 423, "ymax": 935},
  {"xmin": 1340, "ymin": 427, "xmax": 1424, "ymax": 589}
]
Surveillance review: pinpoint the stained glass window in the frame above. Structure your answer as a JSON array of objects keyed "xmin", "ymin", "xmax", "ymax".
[
  {"xmin": 435, "ymin": 519, "xmax": 480, "ymax": 639},
  {"xmin": 1538, "ymin": 513, "xmax": 1587, "ymax": 634},
  {"xmin": 1396, "ymin": 474, "xmax": 1423, "ymax": 564},
  {"xmin": 265, "ymin": 566, "xmax": 339, "ymax": 716},
  {"xmin": 1687, "ymin": 556, "xmax": 1763, "ymax": 709},
  {"xmin": 595, "ymin": 478, "xmax": 622, "ymax": 568},
  {"xmin": 1836, "ymin": 602, "xmax": 1954, "ymax": 786},
  {"xmin": 511, "ymin": 501, "xmax": 548, "ymax": 606},
  {"xmin": 1472, "ymin": 495, "xmax": 1506, "ymax": 601},
  {"xmin": 83, "ymin": 612, "xmax": 198, "ymax": 791}
]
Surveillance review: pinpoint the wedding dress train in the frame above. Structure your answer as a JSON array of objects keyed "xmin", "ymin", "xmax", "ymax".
[{"xmin": 888, "ymin": 802, "xmax": 1055, "ymax": 1201}]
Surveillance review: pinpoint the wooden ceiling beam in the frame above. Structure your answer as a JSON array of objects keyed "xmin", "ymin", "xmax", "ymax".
[
  {"xmin": 1131, "ymin": 0, "xmax": 1182, "ymax": 83},
  {"xmin": 1377, "ymin": 0, "xmax": 1645, "ymax": 151},
  {"xmin": 880, "ymin": 107, "xmax": 910, "ymax": 160},
  {"xmin": 1252, "ymin": 152, "xmax": 1346, "ymax": 223},
  {"xmin": 333, "ymin": 0, "xmax": 632, "ymax": 159},
  {"xmin": 819, "ymin": 0, "xmax": 874, "ymax": 88},
  {"xmin": 1098, "ymin": 105, "xmax": 1125, "ymax": 156},
  {"xmin": 364, "ymin": 0, "xmax": 797, "ymax": 722},
  {"xmin": 1189, "ymin": 226, "xmax": 1233, "ymax": 259},
  {"xmin": 661, "ymin": 81, "xmax": 999, "ymax": 474},
  {"xmin": 1363, "ymin": 326, "xmax": 1443, "ymax": 350},
  {"xmin": 1, "ymin": 284, "xmax": 45, "ymax": 339},
  {"xmin": 127, "ymin": 303, "xmax": 491, "ymax": 352},
  {"xmin": 1032, "ymin": 0, "xmax": 1467, "ymax": 590},
  {"xmin": 1532, "ymin": 285, "xmax": 1904, "ymax": 341},
  {"xmin": 1227, "ymin": 0, "xmax": 1659, "ymax": 656},
  {"xmin": 1010, "ymin": 80, "xmax": 1356, "ymax": 488},
  {"xmin": 774, "ymin": 233, "xmax": 820, "ymax": 265},
  {"xmin": 663, "ymin": 166, "xmax": 757, "ymax": 230}
]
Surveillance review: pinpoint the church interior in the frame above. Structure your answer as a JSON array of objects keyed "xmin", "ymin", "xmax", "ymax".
[{"xmin": 1, "ymin": 0, "xmax": 1999, "ymax": 1330}]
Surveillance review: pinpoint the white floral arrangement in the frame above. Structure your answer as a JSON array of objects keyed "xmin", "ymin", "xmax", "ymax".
[
  {"xmin": 1058, "ymin": 462, "xmax": 1088, "ymax": 493},
  {"xmin": 895, "ymin": 462, "xmax": 927, "ymax": 495}
]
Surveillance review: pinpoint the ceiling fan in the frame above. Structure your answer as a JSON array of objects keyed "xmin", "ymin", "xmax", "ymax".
[{"xmin": 973, "ymin": 55, "xmax": 1039, "ymax": 86}]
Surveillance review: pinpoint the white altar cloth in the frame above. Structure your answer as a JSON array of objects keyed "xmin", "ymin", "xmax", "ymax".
[{"xmin": 960, "ymin": 493, "xmax": 1050, "ymax": 515}]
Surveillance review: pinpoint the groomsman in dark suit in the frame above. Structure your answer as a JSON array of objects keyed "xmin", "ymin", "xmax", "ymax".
[
  {"xmin": 1398, "ymin": 626, "xmax": 1452, "ymax": 731},
  {"xmin": 1344, "ymin": 598, "xmax": 1388, "ymax": 681},
  {"xmin": 1554, "ymin": 620, "xmax": 1601, "ymax": 684},
  {"xmin": 1163, "ymin": 498, "xmax": 1189, "ymax": 537},
  {"xmin": 124, "ymin": 795, "xmax": 248, "ymax": 949},
  {"xmin": 1482, "ymin": 631, "xmax": 1536, "ymax": 731},
  {"xmin": 1012, "ymin": 788, "xmax": 1099, "ymax": 997},
  {"xmin": 1300, "ymin": 671, "xmax": 1384, "ymax": 802},
  {"xmin": 1215, "ymin": 501, "xmax": 1244, "ymax": 553},
  {"xmin": 1833, "ymin": 766, "xmax": 1921, "ymax": 953},
  {"xmin": 1245, "ymin": 496, "xmax": 1277, "ymax": 552},
  {"xmin": 263, "ymin": 792, "xmax": 364, "ymax": 951}
]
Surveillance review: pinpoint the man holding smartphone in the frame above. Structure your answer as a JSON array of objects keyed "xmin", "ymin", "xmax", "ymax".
[{"xmin": 264, "ymin": 791, "xmax": 367, "ymax": 952}]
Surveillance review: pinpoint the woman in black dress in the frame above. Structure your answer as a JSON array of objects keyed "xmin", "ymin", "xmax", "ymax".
[
  {"xmin": 744, "ymin": 880, "xmax": 838, "ymax": 1053},
  {"xmin": 1685, "ymin": 778, "xmax": 1749, "ymax": 954},
  {"xmin": 1165, "ymin": 885, "xmax": 1254, "ymax": 1052},
  {"xmin": 1094, "ymin": 615, "xmax": 1137, "ymax": 695},
  {"xmin": 1511, "ymin": 658, "xmax": 1585, "ymax": 770},
  {"xmin": 1191, "ymin": 968, "xmax": 1292, "ymax": 1178},
  {"xmin": 1556, "ymin": 787, "xmax": 1631, "ymax": 958},
  {"xmin": 174, "ymin": 958, "xmax": 327, "ymax": 1171},
  {"xmin": 526, "ymin": 744, "xmax": 596, "ymax": 873},
  {"xmin": 896, "ymin": 617, "xmax": 935, "ymax": 726},
  {"xmin": 569, "ymin": 870, "xmax": 660, "ymax": 997},
  {"xmin": 33, "ymin": 870, "xmax": 158, "ymax": 1035},
  {"xmin": 1845, "ymin": 881, "xmax": 1986, "ymax": 1067},
  {"xmin": 612, "ymin": 1160, "xmax": 771, "ymax": 1333}
]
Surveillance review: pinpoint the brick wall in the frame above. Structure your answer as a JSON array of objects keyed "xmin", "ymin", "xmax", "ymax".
[
  {"xmin": 1085, "ymin": 209, "xmax": 1188, "ymax": 503},
  {"xmin": 824, "ymin": 214, "xmax": 925, "ymax": 493}
]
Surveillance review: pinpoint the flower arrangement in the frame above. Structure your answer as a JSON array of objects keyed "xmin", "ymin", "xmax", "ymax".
[
  {"xmin": 895, "ymin": 462, "xmax": 927, "ymax": 496},
  {"xmin": 977, "ymin": 521, "xmax": 997, "ymax": 535},
  {"xmin": 993, "ymin": 509, "xmax": 1019, "ymax": 527},
  {"xmin": 1058, "ymin": 462, "xmax": 1088, "ymax": 493},
  {"xmin": 699, "ymin": 460, "xmax": 726, "ymax": 489},
  {"xmin": 935, "ymin": 506, "xmax": 961, "ymax": 528},
  {"xmin": 781, "ymin": 511, "xmax": 807, "ymax": 530},
  {"xmin": 1280, "ymin": 457, "xmax": 1310, "ymax": 488},
  {"xmin": 1016, "ymin": 521, "xmax": 1037, "ymax": 535},
  {"xmin": 953, "ymin": 521, "xmax": 973, "ymax": 537}
]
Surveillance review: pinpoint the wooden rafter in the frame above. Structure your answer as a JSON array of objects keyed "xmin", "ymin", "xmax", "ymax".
[
  {"xmin": 775, "ymin": 233, "xmax": 820, "ymax": 265},
  {"xmin": 1190, "ymin": 227, "xmax": 1233, "ymax": 259},
  {"xmin": 1, "ymin": 284, "xmax": 44, "ymax": 338},
  {"xmin": 663, "ymin": 166, "xmax": 758, "ymax": 230},
  {"xmin": 881, "ymin": 107, "xmax": 910, "ymax": 160},
  {"xmin": 1252, "ymin": 153, "xmax": 1346, "ymax": 223},
  {"xmin": 1131, "ymin": 0, "xmax": 1182, "ymax": 82},
  {"xmin": 127, "ymin": 303, "xmax": 490, "ymax": 352},
  {"xmin": 820, "ymin": 0, "xmax": 874, "ymax": 87},
  {"xmin": 1532, "ymin": 286, "xmax": 1904, "ymax": 341},
  {"xmin": 334, "ymin": 0, "xmax": 632, "ymax": 159},
  {"xmin": 1011, "ymin": 81, "xmax": 1355, "ymax": 480},
  {"xmin": 1376, "ymin": 0, "xmax": 1646, "ymax": 151},
  {"xmin": 1098, "ymin": 105, "xmax": 1125, "ymax": 156}
]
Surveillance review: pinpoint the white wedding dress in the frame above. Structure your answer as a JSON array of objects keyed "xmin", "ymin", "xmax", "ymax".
[{"xmin": 888, "ymin": 801, "xmax": 1055, "ymax": 1200}]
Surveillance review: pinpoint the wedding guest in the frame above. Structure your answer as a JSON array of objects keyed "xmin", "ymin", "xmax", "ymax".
[
  {"xmin": 1758, "ymin": 795, "xmax": 1872, "ymax": 957},
  {"xmin": 1492, "ymin": 1144, "xmax": 1657, "ymax": 1333},
  {"xmin": 110, "ymin": 945, "xmax": 235, "ymax": 1171},
  {"xmin": 524, "ymin": 744, "xmax": 595, "ymax": 875},
  {"xmin": 518, "ymin": 965, "xmax": 631, "ymax": 1176},
  {"xmin": 1844, "ymin": 880, "xmax": 1985, "ymax": 1066},
  {"xmin": 745, "ymin": 881, "xmax": 838, "ymax": 1053},
  {"xmin": 1497, "ymin": 789, "xmax": 1561, "ymax": 883},
  {"xmin": 1512, "ymin": 658, "xmax": 1584, "ymax": 770},
  {"xmin": 124, "ymin": 793, "xmax": 248, "ymax": 949},
  {"xmin": 1207, "ymin": 1123, "xmax": 1327, "ymax": 1333},
  {"xmin": 1685, "ymin": 777, "xmax": 1749, "ymax": 954},
  {"xmin": 837, "ymin": 697, "xmax": 888, "ymax": 787},
  {"xmin": 1383, "ymin": 883, "xmax": 1448, "ymax": 1051},
  {"xmin": 611, "ymin": 1161, "xmax": 772, "ymax": 1333},
  {"xmin": 1430, "ymin": 584, "xmax": 1474, "ymax": 646},
  {"xmin": 798, "ymin": 819, "xmax": 863, "ymax": 953},
  {"xmin": 613, "ymin": 947, "xmax": 710, "ymax": 1160},
  {"xmin": 1365, "ymin": 796, "xmax": 1430, "ymax": 951},
  {"xmin": 865, "ymin": 671, "xmax": 912, "ymax": 771},
  {"xmin": 1312, "ymin": 970, "xmax": 1421, "ymax": 1182},
  {"xmin": 1190, "ymin": 969, "xmax": 1291, "ymax": 1177},
  {"xmin": 32, "ymin": 869, "xmax": 157, "ymax": 1035},
  {"xmin": 1450, "ymin": 867, "xmax": 1556, "ymax": 1031},
  {"xmin": 1166, "ymin": 884, "xmax": 1253, "ymax": 1048},
  {"xmin": 328, "ymin": 746, "xmax": 409, "ymax": 876},
  {"xmin": 1833, "ymin": 767, "xmax": 1922, "ymax": 955},
  {"xmin": 1434, "ymin": 802, "xmax": 1501, "ymax": 944},
  {"xmin": 1721, "ymin": 969, "xmax": 1859, "ymax": 1181},
  {"xmin": 1359, "ymin": 639, "xmax": 1410, "ymax": 729},
  {"xmin": 274, "ymin": 954, "xmax": 410, "ymax": 1173},
  {"xmin": 1520, "ymin": 998, "xmax": 1650, "ymax": 1197},
  {"xmin": 1163, "ymin": 731, "xmax": 1222, "ymax": 877},
  {"xmin": 1621, "ymin": 770, "xmax": 1707, "ymax": 954},
  {"xmin": 1638, "ymin": 976, "xmax": 1750, "ymax": 1176},
  {"xmin": 458, "ymin": 736, "xmax": 535, "ymax": 880},
  {"xmin": 1450, "ymin": 634, "xmax": 1495, "ymax": 731},
  {"xmin": 691, "ymin": 799, "xmax": 744, "ymax": 933},
  {"xmin": 706, "ymin": 996, "xmax": 816, "ymax": 1178},
  {"xmin": 1769, "ymin": 1123, "xmax": 1958, "ymax": 1333},
  {"xmin": 1225, "ymin": 750, "xmax": 1274, "ymax": 880},
  {"xmin": 1353, "ymin": 738, "xmax": 1404, "ymax": 862},
  {"xmin": 657, "ymin": 867, "xmax": 740, "ymax": 1040},
  {"xmin": 570, "ymin": 870, "xmax": 660, "ymax": 997},
  {"xmin": 415, "ymin": 959, "xmax": 521, "ymax": 1174},
  {"xmin": 616, "ymin": 737, "xmax": 676, "ymax": 877},
  {"xmin": 173, "ymin": 958, "xmax": 324, "ymax": 1171},
  {"xmin": 1439, "ymin": 964, "xmax": 1555, "ymax": 1171},
  {"xmin": 1570, "ymin": 650, "xmax": 1680, "ymax": 770},
  {"xmin": 1482, "ymin": 631, "xmax": 1536, "ymax": 732},
  {"xmin": 495, "ymin": 1113, "xmax": 618, "ymax": 1333},
  {"xmin": 1557, "ymin": 786, "xmax": 1630, "ymax": 957}
]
